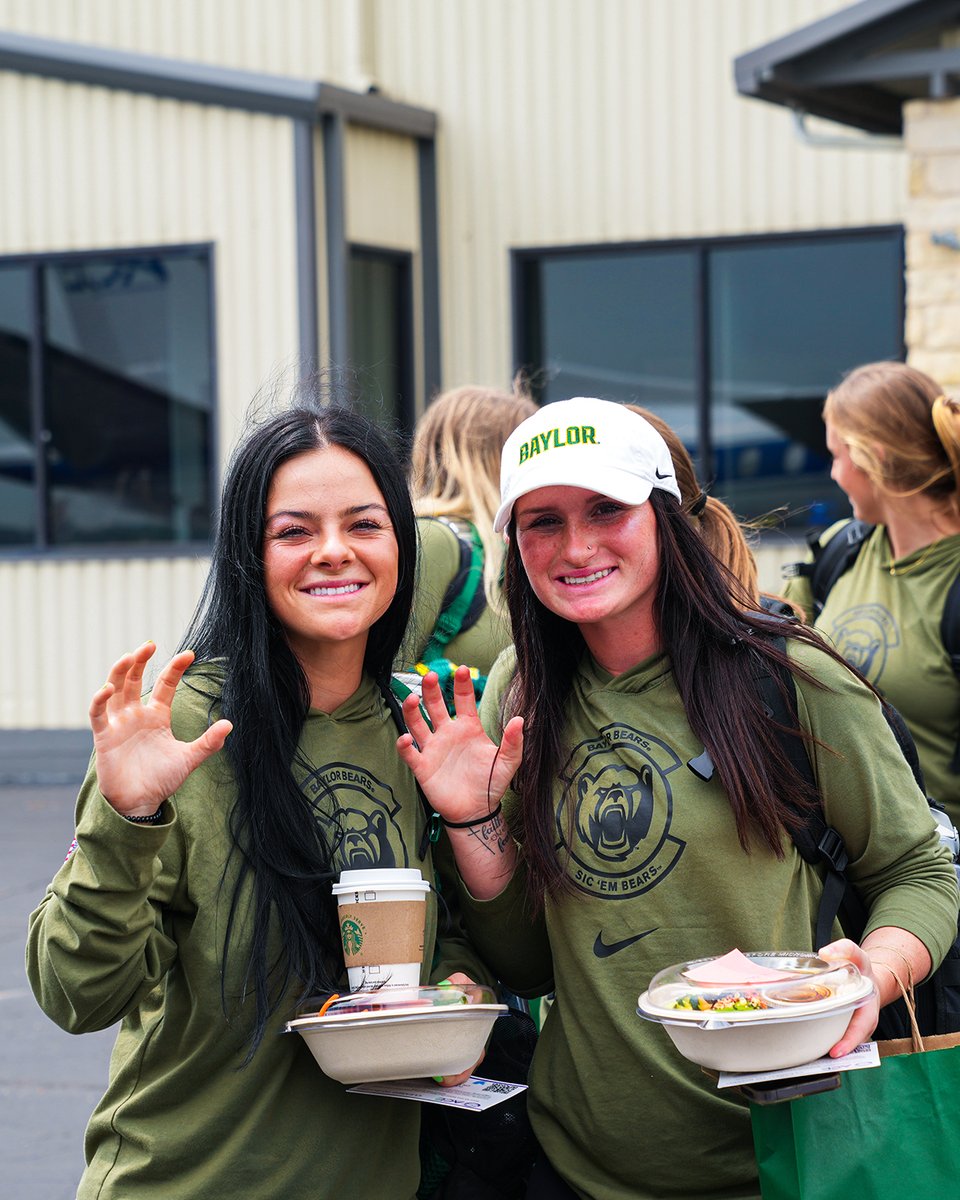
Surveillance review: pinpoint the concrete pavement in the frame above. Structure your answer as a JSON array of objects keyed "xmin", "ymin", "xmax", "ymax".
[{"xmin": 1, "ymin": 784, "xmax": 114, "ymax": 1200}]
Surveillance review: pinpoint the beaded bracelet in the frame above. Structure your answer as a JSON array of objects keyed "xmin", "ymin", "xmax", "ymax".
[
  {"xmin": 123, "ymin": 806, "xmax": 166, "ymax": 825},
  {"xmin": 441, "ymin": 803, "xmax": 503, "ymax": 829}
]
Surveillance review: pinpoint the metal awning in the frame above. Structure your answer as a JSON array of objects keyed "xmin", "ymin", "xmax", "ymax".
[{"xmin": 734, "ymin": 0, "xmax": 960, "ymax": 135}]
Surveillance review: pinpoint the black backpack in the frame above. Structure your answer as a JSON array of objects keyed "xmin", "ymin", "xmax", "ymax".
[
  {"xmin": 416, "ymin": 1002, "xmax": 538, "ymax": 1200},
  {"xmin": 783, "ymin": 518, "xmax": 960, "ymax": 773},
  {"xmin": 754, "ymin": 638, "xmax": 960, "ymax": 1040}
]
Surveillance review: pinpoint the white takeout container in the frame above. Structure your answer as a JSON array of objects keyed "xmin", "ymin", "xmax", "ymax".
[
  {"xmin": 637, "ymin": 951, "xmax": 876, "ymax": 1072},
  {"xmin": 287, "ymin": 984, "xmax": 507, "ymax": 1084}
]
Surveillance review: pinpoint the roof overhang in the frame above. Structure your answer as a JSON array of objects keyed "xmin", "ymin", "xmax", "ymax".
[
  {"xmin": 0, "ymin": 29, "xmax": 437, "ymax": 137},
  {"xmin": 735, "ymin": 0, "xmax": 960, "ymax": 135}
]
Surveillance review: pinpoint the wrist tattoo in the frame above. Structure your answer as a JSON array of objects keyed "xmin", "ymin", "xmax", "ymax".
[{"xmin": 465, "ymin": 809, "xmax": 509, "ymax": 855}]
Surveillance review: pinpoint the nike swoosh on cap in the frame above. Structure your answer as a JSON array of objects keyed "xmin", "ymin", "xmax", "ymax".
[
  {"xmin": 593, "ymin": 928, "xmax": 657, "ymax": 958},
  {"xmin": 654, "ymin": 468, "xmax": 672, "ymax": 479}
]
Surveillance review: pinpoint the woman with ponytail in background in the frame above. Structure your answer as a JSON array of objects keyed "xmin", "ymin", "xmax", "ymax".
[{"xmin": 783, "ymin": 361, "xmax": 960, "ymax": 822}]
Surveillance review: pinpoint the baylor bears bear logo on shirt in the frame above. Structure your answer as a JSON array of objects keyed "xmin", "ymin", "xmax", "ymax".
[
  {"xmin": 301, "ymin": 761, "xmax": 411, "ymax": 870},
  {"xmin": 825, "ymin": 603, "xmax": 900, "ymax": 684},
  {"xmin": 557, "ymin": 723, "xmax": 685, "ymax": 898}
]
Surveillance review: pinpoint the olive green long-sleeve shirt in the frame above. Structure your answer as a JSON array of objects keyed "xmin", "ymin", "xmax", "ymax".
[
  {"xmin": 27, "ymin": 670, "xmax": 492, "ymax": 1200},
  {"xmin": 460, "ymin": 639, "xmax": 958, "ymax": 1200}
]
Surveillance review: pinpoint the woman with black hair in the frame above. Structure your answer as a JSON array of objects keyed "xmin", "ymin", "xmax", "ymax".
[
  {"xmin": 397, "ymin": 397, "xmax": 960, "ymax": 1200},
  {"xmin": 26, "ymin": 394, "xmax": 490, "ymax": 1200}
]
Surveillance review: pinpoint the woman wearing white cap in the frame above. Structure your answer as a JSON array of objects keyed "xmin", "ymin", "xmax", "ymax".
[{"xmin": 399, "ymin": 397, "xmax": 959, "ymax": 1200}]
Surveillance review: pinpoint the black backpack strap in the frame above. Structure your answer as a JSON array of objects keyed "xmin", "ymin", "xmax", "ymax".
[
  {"xmin": 878, "ymin": 699, "xmax": 927, "ymax": 794},
  {"xmin": 753, "ymin": 637, "xmax": 868, "ymax": 948},
  {"xmin": 809, "ymin": 520, "xmax": 873, "ymax": 614},
  {"xmin": 782, "ymin": 520, "xmax": 873, "ymax": 617},
  {"xmin": 940, "ymin": 571, "xmax": 960, "ymax": 774}
]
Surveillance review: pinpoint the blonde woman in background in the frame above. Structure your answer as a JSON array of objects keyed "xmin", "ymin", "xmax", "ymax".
[
  {"xmin": 400, "ymin": 381, "xmax": 537, "ymax": 697},
  {"xmin": 783, "ymin": 361, "xmax": 960, "ymax": 822}
]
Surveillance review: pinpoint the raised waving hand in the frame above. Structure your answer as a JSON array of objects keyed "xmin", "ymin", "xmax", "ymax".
[
  {"xmin": 396, "ymin": 665, "xmax": 524, "ymax": 824},
  {"xmin": 89, "ymin": 641, "xmax": 233, "ymax": 817}
]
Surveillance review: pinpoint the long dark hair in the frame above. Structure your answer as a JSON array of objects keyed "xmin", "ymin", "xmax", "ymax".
[
  {"xmin": 180, "ymin": 391, "xmax": 416, "ymax": 1056},
  {"xmin": 504, "ymin": 488, "xmax": 844, "ymax": 907}
]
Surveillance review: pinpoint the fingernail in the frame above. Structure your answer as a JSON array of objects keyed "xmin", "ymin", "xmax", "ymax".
[
  {"xmin": 437, "ymin": 979, "xmax": 452, "ymax": 988},
  {"xmin": 432, "ymin": 1076, "xmax": 444, "ymax": 1084}
]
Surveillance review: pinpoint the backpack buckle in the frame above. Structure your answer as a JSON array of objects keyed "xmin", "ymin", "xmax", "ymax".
[{"xmin": 816, "ymin": 826, "xmax": 849, "ymax": 874}]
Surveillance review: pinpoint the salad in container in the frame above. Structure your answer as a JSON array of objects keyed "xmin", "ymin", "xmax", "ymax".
[{"xmin": 637, "ymin": 949, "xmax": 876, "ymax": 1072}]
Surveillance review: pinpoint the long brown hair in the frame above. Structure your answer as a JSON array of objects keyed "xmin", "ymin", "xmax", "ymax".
[{"xmin": 627, "ymin": 404, "xmax": 760, "ymax": 601}]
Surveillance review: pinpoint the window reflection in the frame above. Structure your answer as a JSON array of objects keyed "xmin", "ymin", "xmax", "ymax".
[
  {"xmin": 0, "ymin": 266, "xmax": 35, "ymax": 544},
  {"xmin": 349, "ymin": 248, "xmax": 413, "ymax": 432},
  {"xmin": 516, "ymin": 230, "xmax": 903, "ymax": 528},
  {"xmin": 710, "ymin": 234, "xmax": 903, "ymax": 526},
  {"xmin": 534, "ymin": 251, "xmax": 698, "ymax": 451},
  {"xmin": 0, "ymin": 247, "xmax": 215, "ymax": 549}
]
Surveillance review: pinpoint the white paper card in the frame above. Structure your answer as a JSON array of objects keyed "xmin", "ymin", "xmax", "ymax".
[
  {"xmin": 716, "ymin": 1040, "xmax": 881, "ymax": 1088},
  {"xmin": 347, "ymin": 1075, "xmax": 528, "ymax": 1111}
]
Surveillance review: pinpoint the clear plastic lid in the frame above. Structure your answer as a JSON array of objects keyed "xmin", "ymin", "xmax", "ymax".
[
  {"xmin": 288, "ymin": 983, "xmax": 500, "ymax": 1027},
  {"xmin": 642, "ymin": 949, "xmax": 869, "ymax": 1019}
]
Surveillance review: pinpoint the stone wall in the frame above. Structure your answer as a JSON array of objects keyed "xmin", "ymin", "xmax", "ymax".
[{"xmin": 904, "ymin": 96, "xmax": 960, "ymax": 388}]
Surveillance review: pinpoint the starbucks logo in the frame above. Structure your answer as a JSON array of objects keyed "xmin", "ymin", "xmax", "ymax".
[{"xmin": 341, "ymin": 917, "xmax": 365, "ymax": 957}]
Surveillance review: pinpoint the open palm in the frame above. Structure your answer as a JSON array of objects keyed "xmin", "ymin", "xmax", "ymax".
[
  {"xmin": 90, "ymin": 642, "xmax": 232, "ymax": 816},
  {"xmin": 396, "ymin": 667, "xmax": 523, "ymax": 823}
]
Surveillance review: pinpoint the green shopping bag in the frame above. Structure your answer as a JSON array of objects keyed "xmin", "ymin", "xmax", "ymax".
[{"xmin": 751, "ymin": 1032, "xmax": 960, "ymax": 1199}]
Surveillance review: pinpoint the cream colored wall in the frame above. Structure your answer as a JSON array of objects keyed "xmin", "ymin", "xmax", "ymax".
[
  {"xmin": 0, "ymin": 72, "xmax": 300, "ymax": 725},
  {"xmin": 345, "ymin": 127, "xmax": 424, "ymax": 401},
  {"xmin": 372, "ymin": 0, "xmax": 909, "ymax": 389},
  {"xmin": 0, "ymin": 0, "xmax": 909, "ymax": 725},
  {"xmin": 0, "ymin": 0, "xmax": 910, "ymax": 390}
]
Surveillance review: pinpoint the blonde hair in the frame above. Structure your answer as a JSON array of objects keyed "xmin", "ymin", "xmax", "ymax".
[
  {"xmin": 411, "ymin": 378, "xmax": 538, "ymax": 605},
  {"xmin": 824, "ymin": 361, "xmax": 960, "ymax": 513},
  {"xmin": 627, "ymin": 404, "xmax": 763, "ymax": 606}
]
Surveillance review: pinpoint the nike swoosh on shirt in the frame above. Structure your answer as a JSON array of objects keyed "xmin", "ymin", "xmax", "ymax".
[{"xmin": 593, "ymin": 928, "xmax": 657, "ymax": 958}]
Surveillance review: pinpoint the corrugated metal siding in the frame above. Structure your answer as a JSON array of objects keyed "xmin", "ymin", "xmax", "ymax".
[
  {"xmin": 371, "ymin": 0, "xmax": 909, "ymax": 386},
  {"xmin": 0, "ymin": 0, "xmax": 362, "ymax": 83},
  {"xmin": 0, "ymin": 0, "xmax": 912, "ymax": 729},
  {"xmin": 0, "ymin": 71, "xmax": 299, "ymax": 728},
  {"xmin": 0, "ymin": 0, "xmax": 910, "ymax": 386},
  {"xmin": 345, "ymin": 127, "xmax": 418, "ymax": 251},
  {"xmin": 0, "ymin": 556, "xmax": 209, "ymax": 727}
]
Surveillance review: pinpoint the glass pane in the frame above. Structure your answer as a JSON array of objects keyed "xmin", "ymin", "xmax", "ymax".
[
  {"xmin": 0, "ymin": 265, "xmax": 35, "ymax": 545},
  {"xmin": 709, "ymin": 233, "xmax": 903, "ymax": 527},
  {"xmin": 532, "ymin": 249, "xmax": 699, "ymax": 450},
  {"xmin": 350, "ymin": 250, "xmax": 411, "ymax": 430},
  {"xmin": 532, "ymin": 250, "xmax": 696, "ymax": 460},
  {"xmin": 43, "ymin": 251, "xmax": 214, "ymax": 545}
]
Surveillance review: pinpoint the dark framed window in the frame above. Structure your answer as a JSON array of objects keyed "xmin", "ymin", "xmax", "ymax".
[
  {"xmin": 349, "ymin": 245, "xmax": 414, "ymax": 432},
  {"xmin": 0, "ymin": 244, "xmax": 216, "ymax": 552},
  {"xmin": 513, "ymin": 227, "xmax": 904, "ymax": 528}
]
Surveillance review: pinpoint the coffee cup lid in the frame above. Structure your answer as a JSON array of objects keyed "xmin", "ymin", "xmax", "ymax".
[{"xmin": 331, "ymin": 867, "xmax": 429, "ymax": 896}]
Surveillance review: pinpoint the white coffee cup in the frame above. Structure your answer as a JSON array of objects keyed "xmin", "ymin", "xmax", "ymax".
[{"xmin": 332, "ymin": 867, "xmax": 430, "ymax": 992}]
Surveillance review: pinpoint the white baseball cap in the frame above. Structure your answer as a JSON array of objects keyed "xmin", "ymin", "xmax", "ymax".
[{"xmin": 494, "ymin": 397, "xmax": 682, "ymax": 532}]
